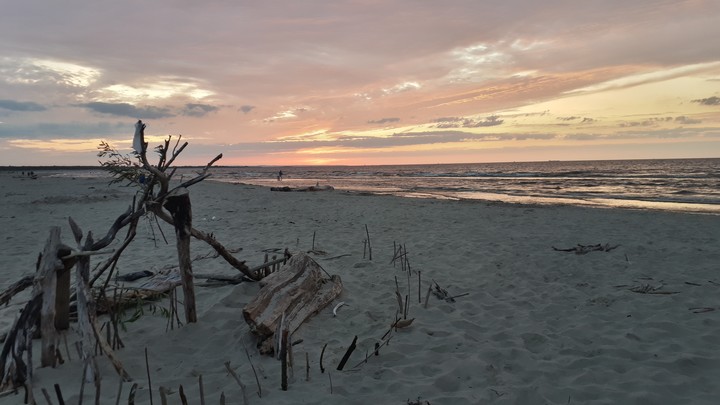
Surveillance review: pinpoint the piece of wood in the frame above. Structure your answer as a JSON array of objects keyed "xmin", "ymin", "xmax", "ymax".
[
  {"xmin": 336, "ymin": 335, "xmax": 358, "ymax": 371},
  {"xmin": 0, "ymin": 275, "xmax": 33, "ymax": 307},
  {"xmin": 55, "ymin": 263, "xmax": 72, "ymax": 331},
  {"xmin": 243, "ymin": 253, "xmax": 343, "ymax": 340},
  {"xmin": 36, "ymin": 227, "xmax": 63, "ymax": 368},
  {"xmin": 145, "ymin": 348, "xmax": 154, "ymax": 405},
  {"xmin": 281, "ymin": 329, "xmax": 288, "ymax": 391},
  {"xmin": 163, "ymin": 188, "xmax": 197, "ymax": 323}
]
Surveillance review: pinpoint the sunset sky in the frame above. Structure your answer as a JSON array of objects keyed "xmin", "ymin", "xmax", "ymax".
[{"xmin": 1, "ymin": 0, "xmax": 719, "ymax": 166}]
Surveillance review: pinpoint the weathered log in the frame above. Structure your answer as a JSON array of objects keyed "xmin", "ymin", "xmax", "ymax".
[
  {"xmin": 163, "ymin": 188, "xmax": 197, "ymax": 323},
  {"xmin": 242, "ymin": 253, "xmax": 342, "ymax": 341},
  {"xmin": 35, "ymin": 227, "xmax": 64, "ymax": 368}
]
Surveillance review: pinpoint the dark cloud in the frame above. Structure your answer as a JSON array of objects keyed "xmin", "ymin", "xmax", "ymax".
[
  {"xmin": 78, "ymin": 102, "xmax": 174, "ymax": 119},
  {"xmin": 0, "ymin": 121, "xmax": 128, "ymax": 139},
  {"xmin": 692, "ymin": 96, "xmax": 720, "ymax": 106},
  {"xmin": 0, "ymin": 99, "xmax": 47, "ymax": 112},
  {"xmin": 675, "ymin": 116, "xmax": 701, "ymax": 125},
  {"xmin": 619, "ymin": 117, "xmax": 673, "ymax": 127},
  {"xmin": 433, "ymin": 117, "xmax": 465, "ymax": 123},
  {"xmin": 182, "ymin": 103, "xmax": 219, "ymax": 117},
  {"xmin": 434, "ymin": 116, "xmax": 504, "ymax": 129},
  {"xmin": 555, "ymin": 116, "xmax": 594, "ymax": 124},
  {"xmin": 367, "ymin": 117, "xmax": 400, "ymax": 125},
  {"xmin": 239, "ymin": 105, "xmax": 255, "ymax": 114}
]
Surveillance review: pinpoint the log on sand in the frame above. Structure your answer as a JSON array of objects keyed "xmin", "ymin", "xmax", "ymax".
[{"xmin": 242, "ymin": 253, "xmax": 342, "ymax": 343}]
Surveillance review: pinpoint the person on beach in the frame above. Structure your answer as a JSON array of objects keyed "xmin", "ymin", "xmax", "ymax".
[{"xmin": 277, "ymin": 170, "xmax": 283, "ymax": 181}]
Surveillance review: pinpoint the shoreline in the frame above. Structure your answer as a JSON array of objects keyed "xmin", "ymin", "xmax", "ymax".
[
  {"xmin": 2, "ymin": 173, "xmax": 720, "ymax": 404},
  {"xmin": 224, "ymin": 179, "xmax": 720, "ymax": 216}
]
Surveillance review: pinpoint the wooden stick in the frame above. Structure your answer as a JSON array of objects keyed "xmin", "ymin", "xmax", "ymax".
[
  {"xmin": 243, "ymin": 343, "xmax": 262, "ymax": 398},
  {"xmin": 179, "ymin": 385, "xmax": 188, "ymax": 405},
  {"xmin": 365, "ymin": 225, "xmax": 372, "ymax": 260},
  {"xmin": 224, "ymin": 362, "xmax": 249, "ymax": 405},
  {"xmin": 127, "ymin": 383, "xmax": 138, "ymax": 405},
  {"xmin": 53, "ymin": 384, "xmax": 65, "ymax": 405},
  {"xmin": 418, "ymin": 271, "xmax": 422, "ymax": 303},
  {"xmin": 199, "ymin": 374, "xmax": 206, "ymax": 405},
  {"xmin": 159, "ymin": 387, "xmax": 168, "ymax": 405},
  {"xmin": 320, "ymin": 343, "xmax": 327, "ymax": 373},
  {"xmin": 305, "ymin": 352, "xmax": 310, "ymax": 382},
  {"xmin": 281, "ymin": 329, "xmax": 289, "ymax": 391},
  {"xmin": 41, "ymin": 388, "xmax": 54, "ymax": 405},
  {"xmin": 336, "ymin": 335, "xmax": 358, "ymax": 371},
  {"xmin": 145, "ymin": 348, "xmax": 154, "ymax": 405}
]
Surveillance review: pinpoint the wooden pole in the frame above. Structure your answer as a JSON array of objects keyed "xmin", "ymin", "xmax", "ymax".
[
  {"xmin": 163, "ymin": 188, "xmax": 197, "ymax": 323},
  {"xmin": 281, "ymin": 329, "xmax": 289, "ymax": 391},
  {"xmin": 54, "ymin": 263, "xmax": 72, "ymax": 331},
  {"xmin": 36, "ymin": 226, "xmax": 63, "ymax": 368}
]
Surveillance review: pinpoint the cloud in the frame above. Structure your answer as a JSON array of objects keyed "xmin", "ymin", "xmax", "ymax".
[
  {"xmin": 0, "ymin": 121, "xmax": 128, "ymax": 139},
  {"xmin": 182, "ymin": 103, "xmax": 219, "ymax": 117},
  {"xmin": 368, "ymin": 117, "xmax": 400, "ymax": 125},
  {"xmin": 434, "ymin": 115, "xmax": 504, "ymax": 128},
  {"xmin": 0, "ymin": 99, "xmax": 47, "ymax": 112},
  {"xmin": 619, "ymin": 117, "xmax": 673, "ymax": 127},
  {"xmin": 692, "ymin": 96, "xmax": 720, "ymax": 106},
  {"xmin": 240, "ymin": 105, "xmax": 255, "ymax": 114},
  {"xmin": 675, "ymin": 116, "xmax": 701, "ymax": 125},
  {"xmin": 78, "ymin": 102, "xmax": 174, "ymax": 119}
]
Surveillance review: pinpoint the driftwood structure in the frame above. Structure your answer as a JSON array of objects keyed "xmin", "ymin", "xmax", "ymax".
[
  {"xmin": 0, "ymin": 120, "xmax": 257, "ymax": 396},
  {"xmin": 243, "ymin": 253, "xmax": 342, "ymax": 349}
]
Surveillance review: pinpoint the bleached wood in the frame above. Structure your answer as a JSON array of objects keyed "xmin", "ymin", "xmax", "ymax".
[
  {"xmin": 242, "ymin": 253, "xmax": 342, "ymax": 340},
  {"xmin": 35, "ymin": 226, "xmax": 63, "ymax": 368}
]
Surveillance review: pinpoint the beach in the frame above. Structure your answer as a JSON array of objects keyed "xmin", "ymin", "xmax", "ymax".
[{"xmin": 2, "ymin": 171, "xmax": 720, "ymax": 404}]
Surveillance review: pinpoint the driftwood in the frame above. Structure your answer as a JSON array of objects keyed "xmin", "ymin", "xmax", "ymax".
[
  {"xmin": 552, "ymin": 243, "xmax": 620, "ymax": 254},
  {"xmin": 0, "ymin": 276, "xmax": 33, "ymax": 307},
  {"xmin": 163, "ymin": 188, "xmax": 197, "ymax": 323},
  {"xmin": 270, "ymin": 185, "xmax": 334, "ymax": 192},
  {"xmin": 242, "ymin": 253, "xmax": 342, "ymax": 347}
]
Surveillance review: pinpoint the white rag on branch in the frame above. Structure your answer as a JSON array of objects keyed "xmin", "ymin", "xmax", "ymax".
[{"xmin": 132, "ymin": 120, "xmax": 145, "ymax": 154}]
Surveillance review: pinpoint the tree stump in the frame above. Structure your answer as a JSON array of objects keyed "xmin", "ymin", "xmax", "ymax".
[{"xmin": 242, "ymin": 253, "xmax": 342, "ymax": 347}]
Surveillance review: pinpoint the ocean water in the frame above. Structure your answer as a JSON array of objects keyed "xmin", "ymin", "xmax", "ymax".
[{"xmin": 210, "ymin": 158, "xmax": 720, "ymax": 214}]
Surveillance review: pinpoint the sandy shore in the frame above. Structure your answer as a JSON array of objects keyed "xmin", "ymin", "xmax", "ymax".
[{"xmin": 1, "ymin": 171, "xmax": 720, "ymax": 404}]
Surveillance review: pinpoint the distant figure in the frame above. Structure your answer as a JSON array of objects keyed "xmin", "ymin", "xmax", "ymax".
[{"xmin": 277, "ymin": 170, "xmax": 283, "ymax": 181}]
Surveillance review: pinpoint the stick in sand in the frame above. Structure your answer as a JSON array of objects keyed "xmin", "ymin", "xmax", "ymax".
[
  {"xmin": 242, "ymin": 342, "xmax": 262, "ymax": 398},
  {"xmin": 336, "ymin": 335, "xmax": 358, "ymax": 371},
  {"xmin": 281, "ymin": 329, "xmax": 289, "ymax": 391},
  {"xmin": 365, "ymin": 225, "xmax": 372, "ymax": 260},
  {"xmin": 198, "ymin": 374, "xmax": 205, "ymax": 405},
  {"xmin": 224, "ymin": 362, "xmax": 249, "ymax": 405},
  {"xmin": 145, "ymin": 348, "xmax": 154, "ymax": 405},
  {"xmin": 54, "ymin": 384, "xmax": 65, "ymax": 405},
  {"xmin": 320, "ymin": 343, "xmax": 327, "ymax": 373}
]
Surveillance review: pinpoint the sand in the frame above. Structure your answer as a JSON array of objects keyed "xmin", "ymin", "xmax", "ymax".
[{"xmin": 1, "ymin": 170, "xmax": 720, "ymax": 404}]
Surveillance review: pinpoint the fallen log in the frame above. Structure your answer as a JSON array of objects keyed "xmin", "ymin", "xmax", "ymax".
[{"xmin": 242, "ymin": 253, "xmax": 342, "ymax": 346}]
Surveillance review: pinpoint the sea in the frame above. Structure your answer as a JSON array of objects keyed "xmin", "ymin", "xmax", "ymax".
[
  {"xmin": 208, "ymin": 158, "xmax": 720, "ymax": 214},
  {"xmin": 31, "ymin": 158, "xmax": 719, "ymax": 214}
]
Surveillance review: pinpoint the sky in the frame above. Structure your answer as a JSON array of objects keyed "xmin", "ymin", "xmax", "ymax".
[{"xmin": 1, "ymin": 0, "xmax": 720, "ymax": 166}]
